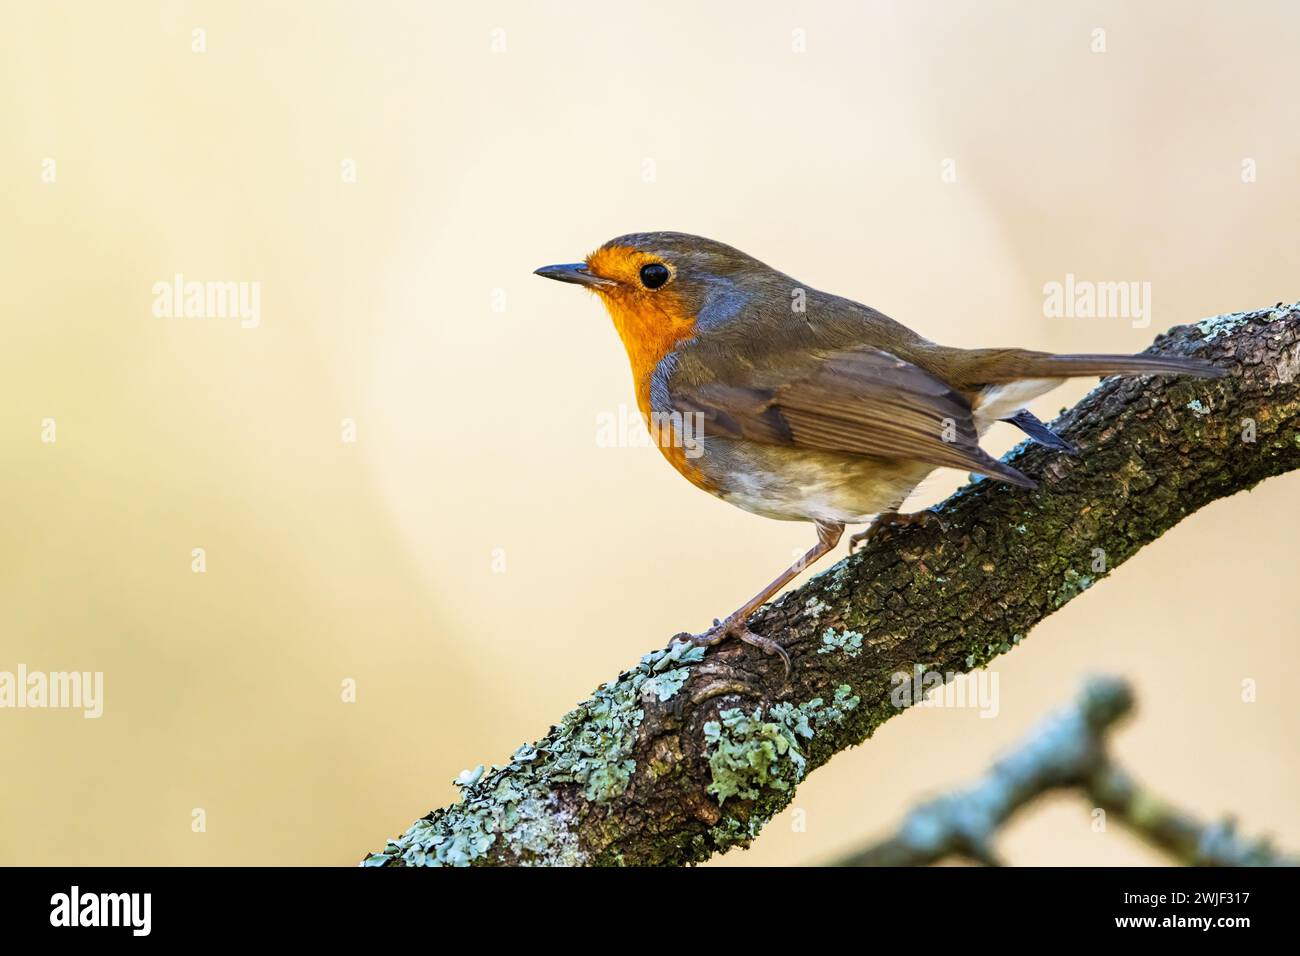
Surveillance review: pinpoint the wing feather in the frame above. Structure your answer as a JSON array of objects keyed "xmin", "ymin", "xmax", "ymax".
[{"xmin": 672, "ymin": 347, "xmax": 1036, "ymax": 488}]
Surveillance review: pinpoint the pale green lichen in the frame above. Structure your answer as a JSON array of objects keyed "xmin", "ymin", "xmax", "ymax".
[
  {"xmin": 704, "ymin": 707, "xmax": 808, "ymax": 804},
  {"xmin": 454, "ymin": 765, "xmax": 485, "ymax": 789},
  {"xmin": 703, "ymin": 688, "xmax": 861, "ymax": 806},
  {"xmin": 1196, "ymin": 312, "xmax": 1249, "ymax": 342},
  {"xmin": 643, "ymin": 641, "xmax": 706, "ymax": 703},
  {"xmin": 363, "ymin": 642, "xmax": 707, "ymax": 866},
  {"xmin": 804, "ymin": 596, "xmax": 830, "ymax": 618},
  {"xmin": 772, "ymin": 686, "xmax": 861, "ymax": 731},
  {"xmin": 818, "ymin": 627, "xmax": 864, "ymax": 658},
  {"xmin": 708, "ymin": 814, "xmax": 764, "ymax": 848},
  {"xmin": 819, "ymin": 559, "xmax": 856, "ymax": 596},
  {"xmin": 822, "ymin": 684, "xmax": 862, "ymax": 725},
  {"xmin": 1268, "ymin": 302, "xmax": 1298, "ymax": 323},
  {"xmin": 1186, "ymin": 399, "xmax": 1209, "ymax": 415},
  {"xmin": 545, "ymin": 675, "xmax": 648, "ymax": 802},
  {"xmin": 1052, "ymin": 569, "xmax": 1094, "ymax": 609}
]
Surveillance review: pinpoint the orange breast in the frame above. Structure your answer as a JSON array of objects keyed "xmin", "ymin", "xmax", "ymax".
[{"xmin": 599, "ymin": 291, "xmax": 719, "ymax": 494}]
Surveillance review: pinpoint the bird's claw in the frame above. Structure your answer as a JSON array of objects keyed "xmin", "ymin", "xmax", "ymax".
[
  {"xmin": 849, "ymin": 510, "xmax": 948, "ymax": 553},
  {"xmin": 736, "ymin": 626, "xmax": 791, "ymax": 677},
  {"xmin": 669, "ymin": 617, "xmax": 791, "ymax": 679},
  {"xmin": 668, "ymin": 619, "xmax": 724, "ymax": 650}
]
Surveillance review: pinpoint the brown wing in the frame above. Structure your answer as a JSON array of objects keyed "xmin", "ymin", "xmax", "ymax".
[{"xmin": 671, "ymin": 347, "xmax": 1036, "ymax": 488}]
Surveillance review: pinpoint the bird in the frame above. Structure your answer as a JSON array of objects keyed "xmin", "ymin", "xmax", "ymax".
[{"xmin": 535, "ymin": 232, "xmax": 1221, "ymax": 672}]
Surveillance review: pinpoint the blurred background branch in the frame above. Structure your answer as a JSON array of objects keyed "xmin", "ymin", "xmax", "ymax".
[{"xmin": 841, "ymin": 676, "xmax": 1298, "ymax": 867}]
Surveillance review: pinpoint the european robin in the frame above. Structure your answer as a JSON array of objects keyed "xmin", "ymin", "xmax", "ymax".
[{"xmin": 535, "ymin": 233, "xmax": 1221, "ymax": 672}]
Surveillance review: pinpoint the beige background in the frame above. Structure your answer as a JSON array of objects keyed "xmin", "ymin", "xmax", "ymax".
[{"xmin": 2, "ymin": 1, "xmax": 1296, "ymax": 866}]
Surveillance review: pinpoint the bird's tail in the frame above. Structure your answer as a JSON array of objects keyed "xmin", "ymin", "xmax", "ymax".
[
  {"xmin": 952, "ymin": 348, "xmax": 1224, "ymax": 385},
  {"xmin": 1011, "ymin": 352, "xmax": 1224, "ymax": 380}
]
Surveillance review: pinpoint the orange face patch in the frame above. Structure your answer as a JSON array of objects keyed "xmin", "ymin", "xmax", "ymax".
[{"xmin": 584, "ymin": 245, "xmax": 698, "ymax": 421}]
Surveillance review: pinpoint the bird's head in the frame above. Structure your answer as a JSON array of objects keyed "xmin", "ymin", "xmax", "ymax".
[{"xmin": 535, "ymin": 232, "xmax": 775, "ymax": 383}]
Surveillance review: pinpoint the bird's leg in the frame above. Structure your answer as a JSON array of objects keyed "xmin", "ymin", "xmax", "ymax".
[
  {"xmin": 670, "ymin": 521, "xmax": 844, "ymax": 677},
  {"xmin": 848, "ymin": 510, "xmax": 947, "ymax": 553}
]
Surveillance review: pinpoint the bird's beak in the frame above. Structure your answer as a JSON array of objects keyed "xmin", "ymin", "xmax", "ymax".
[{"xmin": 533, "ymin": 262, "xmax": 617, "ymax": 289}]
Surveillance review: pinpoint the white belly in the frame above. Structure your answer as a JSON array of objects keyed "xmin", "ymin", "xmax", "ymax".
[{"xmin": 696, "ymin": 438, "xmax": 931, "ymax": 524}]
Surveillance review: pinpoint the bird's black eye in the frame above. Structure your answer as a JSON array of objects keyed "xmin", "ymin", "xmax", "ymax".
[{"xmin": 639, "ymin": 262, "xmax": 671, "ymax": 290}]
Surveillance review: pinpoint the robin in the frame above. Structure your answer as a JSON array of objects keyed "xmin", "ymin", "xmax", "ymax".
[{"xmin": 535, "ymin": 233, "xmax": 1221, "ymax": 671}]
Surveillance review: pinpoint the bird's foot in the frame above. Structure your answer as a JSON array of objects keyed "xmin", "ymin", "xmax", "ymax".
[
  {"xmin": 849, "ymin": 510, "xmax": 948, "ymax": 553},
  {"xmin": 670, "ymin": 616, "xmax": 791, "ymax": 678}
]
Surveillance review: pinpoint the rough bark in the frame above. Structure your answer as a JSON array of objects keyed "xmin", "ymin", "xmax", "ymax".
[{"xmin": 364, "ymin": 304, "xmax": 1300, "ymax": 867}]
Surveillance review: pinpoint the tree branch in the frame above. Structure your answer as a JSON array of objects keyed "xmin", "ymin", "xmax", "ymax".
[
  {"xmin": 364, "ymin": 304, "xmax": 1300, "ymax": 867},
  {"xmin": 840, "ymin": 676, "xmax": 1299, "ymax": 866}
]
